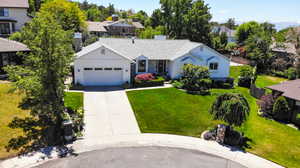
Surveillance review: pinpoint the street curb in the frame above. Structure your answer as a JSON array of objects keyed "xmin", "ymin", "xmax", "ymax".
[{"xmin": 0, "ymin": 133, "xmax": 284, "ymax": 168}]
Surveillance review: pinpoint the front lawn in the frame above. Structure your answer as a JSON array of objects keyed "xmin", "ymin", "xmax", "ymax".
[
  {"xmin": 0, "ymin": 84, "xmax": 29, "ymax": 159},
  {"xmin": 127, "ymin": 87, "xmax": 300, "ymax": 168},
  {"xmin": 0, "ymin": 84, "xmax": 83, "ymax": 159},
  {"xmin": 64, "ymin": 92, "xmax": 84, "ymax": 111}
]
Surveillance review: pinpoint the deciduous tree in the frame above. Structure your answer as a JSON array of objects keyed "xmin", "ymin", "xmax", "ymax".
[{"xmin": 4, "ymin": 12, "xmax": 74, "ymax": 153}]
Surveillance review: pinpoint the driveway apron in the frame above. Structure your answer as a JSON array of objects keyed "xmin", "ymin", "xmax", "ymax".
[{"xmin": 82, "ymin": 87, "xmax": 140, "ymax": 146}]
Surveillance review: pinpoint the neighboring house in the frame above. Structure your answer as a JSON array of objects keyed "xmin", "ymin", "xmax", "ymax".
[
  {"xmin": 0, "ymin": 37, "xmax": 29, "ymax": 74},
  {"xmin": 212, "ymin": 26, "xmax": 236, "ymax": 43},
  {"xmin": 267, "ymin": 80, "xmax": 300, "ymax": 125},
  {"xmin": 87, "ymin": 19, "xmax": 144, "ymax": 37},
  {"xmin": 271, "ymin": 42, "xmax": 298, "ymax": 65},
  {"xmin": 0, "ymin": 0, "xmax": 31, "ymax": 37},
  {"xmin": 74, "ymin": 38, "xmax": 230, "ymax": 86}
]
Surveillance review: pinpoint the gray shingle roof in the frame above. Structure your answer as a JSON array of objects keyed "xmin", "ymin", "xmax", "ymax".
[
  {"xmin": 132, "ymin": 22, "xmax": 144, "ymax": 29},
  {"xmin": 0, "ymin": 38, "xmax": 29, "ymax": 52},
  {"xmin": 87, "ymin": 21, "xmax": 108, "ymax": 32},
  {"xmin": 0, "ymin": 0, "xmax": 29, "ymax": 8},
  {"xmin": 271, "ymin": 42, "xmax": 297, "ymax": 55},
  {"xmin": 76, "ymin": 38, "xmax": 203, "ymax": 60},
  {"xmin": 267, "ymin": 79, "xmax": 300, "ymax": 101}
]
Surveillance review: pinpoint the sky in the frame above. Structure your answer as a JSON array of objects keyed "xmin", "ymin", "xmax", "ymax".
[{"xmin": 75, "ymin": 0, "xmax": 300, "ymax": 23}]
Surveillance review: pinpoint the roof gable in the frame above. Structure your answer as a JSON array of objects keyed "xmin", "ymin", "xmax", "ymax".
[
  {"xmin": 0, "ymin": 0, "xmax": 29, "ymax": 8},
  {"xmin": 76, "ymin": 43, "xmax": 133, "ymax": 62}
]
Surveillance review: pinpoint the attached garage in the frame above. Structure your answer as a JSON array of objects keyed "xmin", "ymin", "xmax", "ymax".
[
  {"xmin": 82, "ymin": 67, "xmax": 124, "ymax": 86},
  {"xmin": 74, "ymin": 45, "xmax": 132, "ymax": 86}
]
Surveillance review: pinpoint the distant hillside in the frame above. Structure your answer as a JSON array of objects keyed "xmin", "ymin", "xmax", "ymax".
[{"xmin": 273, "ymin": 22, "xmax": 300, "ymax": 30}]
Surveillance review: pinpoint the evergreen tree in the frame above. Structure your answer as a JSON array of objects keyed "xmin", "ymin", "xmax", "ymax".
[
  {"xmin": 4, "ymin": 12, "xmax": 74, "ymax": 153},
  {"xmin": 186, "ymin": 0, "xmax": 212, "ymax": 45}
]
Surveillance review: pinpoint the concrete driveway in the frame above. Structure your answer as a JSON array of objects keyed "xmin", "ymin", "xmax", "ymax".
[
  {"xmin": 81, "ymin": 87, "xmax": 140, "ymax": 146},
  {"xmin": 34, "ymin": 146, "xmax": 246, "ymax": 168}
]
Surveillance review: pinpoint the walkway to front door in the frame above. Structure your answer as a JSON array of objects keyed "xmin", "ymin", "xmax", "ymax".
[{"xmin": 81, "ymin": 87, "xmax": 140, "ymax": 146}]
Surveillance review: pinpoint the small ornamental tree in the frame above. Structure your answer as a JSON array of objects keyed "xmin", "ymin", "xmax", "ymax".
[
  {"xmin": 272, "ymin": 96, "xmax": 291, "ymax": 121},
  {"xmin": 181, "ymin": 64, "xmax": 212, "ymax": 94},
  {"xmin": 210, "ymin": 93, "xmax": 250, "ymax": 127},
  {"xmin": 238, "ymin": 65, "xmax": 255, "ymax": 88}
]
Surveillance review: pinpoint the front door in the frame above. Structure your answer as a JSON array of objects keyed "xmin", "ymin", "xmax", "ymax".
[{"xmin": 157, "ymin": 60, "xmax": 166, "ymax": 74}]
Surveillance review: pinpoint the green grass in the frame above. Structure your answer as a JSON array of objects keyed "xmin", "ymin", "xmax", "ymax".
[
  {"xmin": 0, "ymin": 84, "xmax": 83, "ymax": 159},
  {"xmin": 127, "ymin": 88, "xmax": 222, "ymax": 136},
  {"xmin": 127, "ymin": 67, "xmax": 299, "ymax": 168},
  {"xmin": 0, "ymin": 84, "xmax": 29, "ymax": 159},
  {"xmin": 229, "ymin": 66, "xmax": 287, "ymax": 88},
  {"xmin": 64, "ymin": 92, "xmax": 84, "ymax": 111}
]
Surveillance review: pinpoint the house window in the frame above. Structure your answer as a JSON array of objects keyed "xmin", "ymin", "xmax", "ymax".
[
  {"xmin": 209, "ymin": 62, "xmax": 218, "ymax": 70},
  {"xmin": 114, "ymin": 68, "xmax": 122, "ymax": 71},
  {"xmin": 104, "ymin": 68, "xmax": 112, "ymax": 70},
  {"xmin": 0, "ymin": 8, "xmax": 9, "ymax": 17},
  {"xmin": 0, "ymin": 23, "xmax": 11, "ymax": 35},
  {"xmin": 138, "ymin": 60, "xmax": 146, "ymax": 72},
  {"xmin": 84, "ymin": 68, "xmax": 93, "ymax": 71},
  {"xmin": 95, "ymin": 68, "xmax": 103, "ymax": 70}
]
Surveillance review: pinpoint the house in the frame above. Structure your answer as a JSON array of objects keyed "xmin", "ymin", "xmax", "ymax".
[
  {"xmin": 0, "ymin": 0, "xmax": 31, "ymax": 37},
  {"xmin": 0, "ymin": 37, "xmax": 29, "ymax": 74},
  {"xmin": 87, "ymin": 19, "xmax": 144, "ymax": 37},
  {"xmin": 212, "ymin": 26, "xmax": 236, "ymax": 43},
  {"xmin": 267, "ymin": 80, "xmax": 300, "ymax": 125},
  {"xmin": 270, "ymin": 42, "xmax": 298, "ymax": 68},
  {"xmin": 74, "ymin": 38, "xmax": 230, "ymax": 86}
]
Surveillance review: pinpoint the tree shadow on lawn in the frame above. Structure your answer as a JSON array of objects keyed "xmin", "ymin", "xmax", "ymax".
[{"xmin": 220, "ymin": 136, "xmax": 253, "ymax": 153}]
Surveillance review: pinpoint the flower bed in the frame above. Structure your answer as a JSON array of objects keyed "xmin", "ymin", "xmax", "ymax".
[{"xmin": 134, "ymin": 73, "xmax": 165, "ymax": 88}]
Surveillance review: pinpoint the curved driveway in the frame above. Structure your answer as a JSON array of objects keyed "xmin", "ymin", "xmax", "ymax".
[{"xmin": 35, "ymin": 146, "xmax": 246, "ymax": 168}]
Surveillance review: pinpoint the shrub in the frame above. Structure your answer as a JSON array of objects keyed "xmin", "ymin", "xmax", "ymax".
[
  {"xmin": 285, "ymin": 67, "xmax": 297, "ymax": 80},
  {"xmin": 272, "ymin": 96, "xmax": 291, "ymax": 121},
  {"xmin": 224, "ymin": 127, "xmax": 243, "ymax": 146},
  {"xmin": 210, "ymin": 93, "xmax": 250, "ymax": 126},
  {"xmin": 257, "ymin": 94, "xmax": 276, "ymax": 117},
  {"xmin": 225, "ymin": 42, "xmax": 238, "ymax": 52},
  {"xmin": 271, "ymin": 70, "xmax": 287, "ymax": 78},
  {"xmin": 181, "ymin": 64, "xmax": 212, "ymax": 94},
  {"xmin": 135, "ymin": 73, "xmax": 155, "ymax": 82},
  {"xmin": 212, "ymin": 78, "xmax": 234, "ymax": 89},
  {"xmin": 238, "ymin": 65, "xmax": 255, "ymax": 88},
  {"xmin": 172, "ymin": 80, "xmax": 184, "ymax": 89},
  {"xmin": 134, "ymin": 74, "xmax": 164, "ymax": 88}
]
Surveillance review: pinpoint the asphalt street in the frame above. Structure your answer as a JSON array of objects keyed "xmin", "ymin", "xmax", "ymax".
[{"xmin": 35, "ymin": 146, "xmax": 246, "ymax": 168}]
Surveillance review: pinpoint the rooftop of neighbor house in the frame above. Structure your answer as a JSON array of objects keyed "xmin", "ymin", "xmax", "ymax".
[
  {"xmin": 267, "ymin": 79, "xmax": 300, "ymax": 101},
  {"xmin": 86, "ymin": 20, "xmax": 145, "ymax": 32},
  {"xmin": 212, "ymin": 26, "xmax": 236, "ymax": 37},
  {"xmin": 271, "ymin": 42, "xmax": 297, "ymax": 55},
  {"xmin": 0, "ymin": 0, "xmax": 29, "ymax": 8},
  {"xmin": 0, "ymin": 38, "xmax": 29, "ymax": 52}
]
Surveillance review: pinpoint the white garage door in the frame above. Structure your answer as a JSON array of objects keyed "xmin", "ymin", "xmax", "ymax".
[{"xmin": 83, "ymin": 68, "xmax": 124, "ymax": 86}]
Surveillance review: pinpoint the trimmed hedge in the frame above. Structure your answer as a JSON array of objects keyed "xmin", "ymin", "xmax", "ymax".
[
  {"xmin": 211, "ymin": 78, "xmax": 234, "ymax": 89},
  {"xmin": 134, "ymin": 76, "xmax": 164, "ymax": 88}
]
